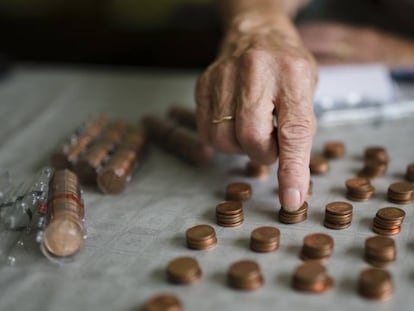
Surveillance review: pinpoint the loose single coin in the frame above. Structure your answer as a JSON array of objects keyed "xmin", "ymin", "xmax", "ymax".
[
  {"xmin": 246, "ymin": 160, "xmax": 269, "ymax": 178},
  {"xmin": 309, "ymin": 155, "xmax": 330, "ymax": 175},
  {"xmin": 186, "ymin": 224, "xmax": 217, "ymax": 250},
  {"xmin": 250, "ymin": 226, "xmax": 280, "ymax": 253},
  {"xmin": 323, "ymin": 141, "xmax": 345, "ymax": 159},
  {"xmin": 358, "ymin": 268, "xmax": 393, "ymax": 301},
  {"xmin": 166, "ymin": 257, "xmax": 202, "ymax": 284},
  {"xmin": 228, "ymin": 260, "xmax": 264, "ymax": 290},
  {"xmin": 225, "ymin": 182, "xmax": 252, "ymax": 201},
  {"xmin": 143, "ymin": 294, "xmax": 182, "ymax": 311}
]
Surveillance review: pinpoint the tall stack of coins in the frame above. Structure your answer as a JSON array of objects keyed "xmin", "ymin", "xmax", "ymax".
[
  {"xmin": 185, "ymin": 224, "xmax": 217, "ymax": 250},
  {"xmin": 227, "ymin": 260, "xmax": 264, "ymax": 290},
  {"xmin": 143, "ymin": 116, "xmax": 213, "ymax": 165},
  {"xmin": 97, "ymin": 128, "xmax": 147, "ymax": 194},
  {"xmin": 166, "ymin": 257, "xmax": 202, "ymax": 284},
  {"xmin": 301, "ymin": 233, "xmax": 334, "ymax": 261},
  {"xmin": 167, "ymin": 106, "xmax": 197, "ymax": 130},
  {"xmin": 216, "ymin": 201, "xmax": 244, "ymax": 227},
  {"xmin": 50, "ymin": 116, "xmax": 108, "ymax": 169},
  {"xmin": 358, "ymin": 268, "xmax": 393, "ymax": 300},
  {"xmin": 345, "ymin": 177, "xmax": 375, "ymax": 201},
  {"xmin": 365, "ymin": 236, "xmax": 396, "ymax": 267},
  {"xmin": 406, "ymin": 163, "xmax": 414, "ymax": 182},
  {"xmin": 292, "ymin": 261, "xmax": 334, "ymax": 293},
  {"xmin": 387, "ymin": 181, "xmax": 414, "ymax": 204},
  {"xmin": 143, "ymin": 294, "xmax": 182, "ymax": 311},
  {"xmin": 309, "ymin": 155, "xmax": 329, "ymax": 174},
  {"xmin": 225, "ymin": 182, "xmax": 252, "ymax": 201},
  {"xmin": 250, "ymin": 226, "xmax": 280, "ymax": 253},
  {"xmin": 323, "ymin": 141, "xmax": 345, "ymax": 159},
  {"xmin": 246, "ymin": 160, "xmax": 269, "ymax": 178},
  {"xmin": 279, "ymin": 202, "xmax": 308, "ymax": 224},
  {"xmin": 372, "ymin": 207, "xmax": 405, "ymax": 236},
  {"xmin": 324, "ymin": 201, "xmax": 353, "ymax": 229},
  {"xmin": 43, "ymin": 169, "xmax": 85, "ymax": 257}
]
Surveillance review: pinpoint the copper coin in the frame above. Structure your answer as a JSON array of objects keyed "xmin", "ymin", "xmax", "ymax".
[
  {"xmin": 309, "ymin": 155, "xmax": 329, "ymax": 174},
  {"xmin": 323, "ymin": 141, "xmax": 345, "ymax": 159},
  {"xmin": 166, "ymin": 257, "xmax": 202, "ymax": 284},
  {"xmin": 325, "ymin": 201, "xmax": 353, "ymax": 215},
  {"xmin": 246, "ymin": 160, "xmax": 269, "ymax": 178},
  {"xmin": 358, "ymin": 268, "xmax": 393, "ymax": 300},
  {"xmin": 388, "ymin": 182, "xmax": 414, "ymax": 194},
  {"xmin": 279, "ymin": 201, "xmax": 308, "ymax": 224},
  {"xmin": 303, "ymin": 233, "xmax": 334, "ymax": 251},
  {"xmin": 216, "ymin": 201, "xmax": 243, "ymax": 215},
  {"xmin": 143, "ymin": 294, "xmax": 182, "ymax": 311},
  {"xmin": 376, "ymin": 207, "xmax": 405, "ymax": 221},
  {"xmin": 292, "ymin": 261, "xmax": 333, "ymax": 293},
  {"xmin": 228, "ymin": 260, "xmax": 264, "ymax": 290},
  {"xmin": 225, "ymin": 182, "xmax": 252, "ymax": 201},
  {"xmin": 250, "ymin": 226, "xmax": 280, "ymax": 253},
  {"xmin": 186, "ymin": 225, "xmax": 217, "ymax": 250},
  {"xmin": 364, "ymin": 146, "xmax": 388, "ymax": 163},
  {"xmin": 345, "ymin": 177, "xmax": 371, "ymax": 189},
  {"xmin": 406, "ymin": 163, "xmax": 414, "ymax": 182}
]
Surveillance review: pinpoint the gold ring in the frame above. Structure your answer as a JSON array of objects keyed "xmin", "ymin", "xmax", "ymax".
[{"xmin": 211, "ymin": 115, "xmax": 234, "ymax": 124}]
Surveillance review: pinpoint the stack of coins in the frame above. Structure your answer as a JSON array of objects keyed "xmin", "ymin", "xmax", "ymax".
[
  {"xmin": 301, "ymin": 233, "xmax": 334, "ymax": 261},
  {"xmin": 166, "ymin": 257, "xmax": 202, "ymax": 284},
  {"xmin": 167, "ymin": 105, "xmax": 197, "ymax": 130},
  {"xmin": 227, "ymin": 260, "xmax": 264, "ymax": 290},
  {"xmin": 387, "ymin": 181, "xmax": 414, "ymax": 204},
  {"xmin": 143, "ymin": 116, "xmax": 213, "ymax": 165},
  {"xmin": 250, "ymin": 226, "xmax": 280, "ymax": 253},
  {"xmin": 309, "ymin": 155, "xmax": 329, "ymax": 174},
  {"xmin": 365, "ymin": 236, "xmax": 396, "ymax": 267},
  {"xmin": 358, "ymin": 158, "xmax": 388, "ymax": 179},
  {"xmin": 97, "ymin": 128, "xmax": 147, "ymax": 194},
  {"xmin": 216, "ymin": 201, "xmax": 244, "ymax": 227},
  {"xmin": 324, "ymin": 201, "xmax": 353, "ymax": 229},
  {"xmin": 186, "ymin": 224, "xmax": 217, "ymax": 250},
  {"xmin": 406, "ymin": 162, "xmax": 414, "ymax": 182},
  {"xmin": 143, "ymin": 294, "xmax": 182, "ymax": 311},
  {"xmin": 278, "ymin": 202, "xmax": 308, "ymax": 224},
  {"xmin": 364, "ymin": 146, "xmax": 389, "ymax": 163},
  {"xmin": 292, "ymin": 261, "xmax": 334, "ymax": 293},
  {"xmin": 372, "ymin": 207, "xmax": 405, "ymax": 236},
  {"xmin": 43, "ymin": 169, "xmax": 85, "ymax": 257},
  {"xmin": 246, "ymin": 161, "xmax": 269, "ymax": 179},
  {"xmin": 225, "ymin": 182, "xmax": 252, "ymax": 201},
  {"xmin": 358, "ymin": 268, "xmax": 393, "ymax": 300},
  {"xmin": 345, "ymin": 177, "xmax": 375, "ymax": 201},
  {"xmin": 323, "ymin": 141, "xmax": 345, "ymax": 159}
]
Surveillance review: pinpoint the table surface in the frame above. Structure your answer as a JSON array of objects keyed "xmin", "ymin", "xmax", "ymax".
[{"xmin": 0, "ymin": 65, "xmax": 413, "ymax": 311}]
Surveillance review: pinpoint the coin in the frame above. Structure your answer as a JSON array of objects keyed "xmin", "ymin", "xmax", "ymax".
[
  {"xmin": 323, "ymin": 141, "xmax": 345, "ymax": 159},
  {"xmin": 166, "ymin": 257, "xmax": 202, "ymax": 284},
  {"xmin": 143, "ymin": 294, "xmax": 182, "ymax": 311},
  {"xmin": 358, "ymin": 268, "xmax": 393, "ymax": 301},
  {"xmin": 365, "ymin": 236, "xmax": 396, "ymax": 267},
  {"xmin": 292, "ymin": 261, "xmax": 334, "ymax": 293},
  {"xmin": 250, "ymin": 226, "xmax": 280, "ymax": 253},
  {"xmin": 406, "ymin": 163, "xmax": 414, "ymax": 182},
  {"xmin": 227, "ymin": 260, "xmax": 264, "ymax": 290},
  {"xmin": 186, "ymin": 224, "xmax": 217, "ymax": 250},
  {"xmin": 309, "ymin": 155, "xmax": 329, "ymax": 174},
  {"xmin": 324, "ymin": 201, "xmax": 353, "ymax": 230},
  {"xmin": 301, "ymin": 233, "xmax": 334, "ymax": 260},
  {"xmin": 345, "ymin": 177, "xmax": 375, "ymax": 201},
  {"xmin": 225, "ymin": 182, "xmax": 252, "ymax": 201},
  {"xmin": 216, "ymin": 201, "xmax": 244, "ymax": 227},
  {"xmin": 279, "ymin": 201, "xmax": 308, "ymax": 224},
  {"xmin": 387, "ymin": 182, "xmax": 414, "ymax": 204},
  {"xmin": 364, "ymin": 146, "xmax": 388, "ymax": 163}
]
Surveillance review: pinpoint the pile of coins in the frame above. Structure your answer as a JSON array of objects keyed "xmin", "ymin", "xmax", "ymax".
[
  {"xmin": 185, "ymin": 224, "xmax": 217, "ymax": 250},
  {"xmin": 387, "ymin": 181, "xmax": 414, "ymax": 204},
  {"xmin": 358, "ymin": 268, "xmax": 393, "ymax": 300},
  {"xmin": 372, "ymin": 207, "xmax": 405, "ymax": 236},
  {"xmin": 309, "ymin": 155, "xmax": 329, "ymax": 174},
  {"xmin": 143, "ymin": 294, "xmax": 182, "ymax": 311},
  {"xmin": 225, "ymin": 182, "xmax": 252, "ymax": 201},
  {"xmin": 246, "ymin": 160, "xmax": 269, "ymax": 178},
  {"xmin": 278, "ymin": 202, "xmax": 308, "ymax": 224},
  {"xmin": 250, "ymin": 226, "xmax": 280, "ymax": 253},
  {"xmin": 323, "ymin": 141, "xmax": 345, "ymax": 159},
  {"xmin": 216, "ymin": 201, "xmax": 244, "ymax": 227},
  {"xmin": 345, "ymin": 177, "xmax": 375, "ymax": 201},
  {"xmin": 324, "ymin": 201, "xmax": 353, "ymax": 229},
  {"xmin": 365, "ymin": 236, "xmax": 396, "ymax": 267},
  {"xmin": 166, "ymin": 257, "xmax": 202, "ymax": 285},
  {"xmin": 406, "ymin": 162, "xmax": 414, "ymax": 182},
  {"xmin": 301, "ymin": 233, "xmax": 334, "ymax": 261},
  {"xmin": 227, "ymin": 260, "xmax": 264, "ymax": 290},
  {"xmin": 43, "ymin": 169, "xmax": 85, "ymax": 258},
  {"xmin": 292, "ymin": 261, "xmax": 334, "ymax": 293}
]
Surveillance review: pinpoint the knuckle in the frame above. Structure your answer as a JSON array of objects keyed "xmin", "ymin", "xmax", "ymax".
[
  {"xmin": 278, "ymin": 116, "xmax": 314, "ymax": 144},
  {"xmin": 280, "ymin": 53, "xmax": 317, "ymax": 84},
  {"xmin": 242, "ymin": 49, "xmax": 272, "ymax": 71}
]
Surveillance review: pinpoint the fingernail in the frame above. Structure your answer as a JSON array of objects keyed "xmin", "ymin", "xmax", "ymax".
[{"xmin": 282, "ymin": 188, "xmax": 301, "ymax": 211}]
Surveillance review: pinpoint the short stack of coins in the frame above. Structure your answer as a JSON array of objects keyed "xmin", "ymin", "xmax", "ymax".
[
  {"xmin": 97, "ymin": 127, "xmax": 147, "ymax": 194},
  {"xmin": 324, "ymin": 201, "xmax": 353, "ymax": 229},
  {"xmin": 323, "ymin": 141, "xmax": 345, "ymax": 159},
  {"xmin": 372, "ymin": 207, "xmax": 405, "ymax": 236},
  {"xmin": 43, "ymin": 169, "xmax": 85, "ymax": 258},
  {"xmin": 309, "ymin": 155, "xmax": 329, "ymax": 174},
  {"xmin": 358, "ymin": 158, "xmax": 388, "ymax": 179},
  {"xmin": 292, "ymin": 261, "xmax": 334, "ymax": 293},
  {"xmin": 225, "ymin": 182, "xmax": 252, "ymax": 201},
  {"xmin": 365, "ymin": 236, "xmax": 396, "ymax": 267},
  {"xmin": 166, "ymin": 256, "xmax": 202, "ymax": 284},
  {"xmin": 279, "ymin": 202, "xmax": 308, "ymax": 224},
  {"xmin": 167, "ymin": 106, "xmax": 197, "ymax": 130},
  {"xmin": 301, "ymin": 233, "xmax": 334, "ymax": 261},
  {"xmin": 387, "ymin": 181, "xmax": 414, "ymax": 204},
  {"xmin": 406, "ymin": 162, "xmax": 414, "ymax": 182},
  {"xmin": 358, "ymin": 268, "xmax": 393, "ymax": 301},
  {"xmin": 143, "ymin": 294, "xmax": 182, "ymax": 311},
  {"xmin": 246, "ymin": 161, "xmax": 269, "ymax": 178},
  {"xmin": 216, "ymin": 201, "xmax": 244, "ymax": 227},
  {"xmin": 364, "ymin": 146, "xmax": 389, "ymax": 163},
  {"xmin": 250, "ymin": 226, "xmax": 280, "ymax": 253},
  {"xmin": 345, "ymin": 177, "xmax": 375, "ymax": 201},
  {"xmin": 185, "ymin": 224, "xmax": 217, "ymax": 250},
  {"xmin": 227, "ymin": 260, "xmax": 264, "ymax": 290},
  {"xmin": 50, "ymin": 116, "xmax": 108, "ymax": 169}
]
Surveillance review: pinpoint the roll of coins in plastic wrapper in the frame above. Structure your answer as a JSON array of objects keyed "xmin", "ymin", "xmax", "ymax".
[
  {"xmin": 50, "ymin": 116, "xmax": 108, "ymax": 169},
  {"xmin": 39, "ymin": 169, "xmax": 86, "ymax": 262},
  {"xmin": 97, "ymin": 127, "xmax": 147, "ymax": 194}
]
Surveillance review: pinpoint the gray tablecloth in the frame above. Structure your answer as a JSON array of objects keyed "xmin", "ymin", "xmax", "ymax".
[{"xmin": 0, "ymin": 66, "xmax": 413, "ymax": 311}]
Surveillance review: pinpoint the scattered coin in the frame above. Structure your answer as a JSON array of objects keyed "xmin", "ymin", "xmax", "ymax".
[
  {"xmin": 365, "ymin": 236, "xmax": 396, "ymax": 267},
  {"xmin": 324, "ymin": 201, "xmax": 353, "ymax": 230},
  {"xmin": 225, "ymin": 182, "xmax": 252, "ymax": 201},
  {"xmin": 345, "ymin": 177, "xmax": 375, "ymax": 201},
  {"xmin": 309, "ymin": 156, "xmax": 330, "ymax": 175},
  {"xmin": 143, "ymin": 293, "xmax": 182, "ymax": 311},
  {"xmin": 166, "ymin": 256, "xmax": 202, "ymax": 284},
  {"xmin": 301, "ymin": 233, "xmax": 334, "ymax": 261},
  {"xmin": 323, "ymin": 141, "xmax": 345, "ymax": 159},
  {"xmin": 279, "ymin": 202, "xmax": 308, "ymax": 224},
  {"xmin": 358, "ymin": 268, "xmax": 393, "ymax": 301},
  {"xmin": 186, "ymin": 224, "xmax": 217, "ymax": 250},
  {"xmin": 246, "ymin": 160, "xmax": 269, "ymax": 179},
  {"xmin": 216, "ymin": 201, "xmax": 244, "ymax": 227},
  {"xmin": 387, "ymin": 181, "xmax": 414, "ymax": 204},
  {"xmin": 372, "ymin": 207, "xmax": 405, "ymax": 236},
  {"xmin": 292, "ymin": 261, "xmax": 334, "ymax": 293},
  {"xmin": 250, "ymin": 226, "xmax": 280, "ymax": 253},
  {"xmin": 227, "ymin": 260, "xmax": 264, "ymax": 290}
]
